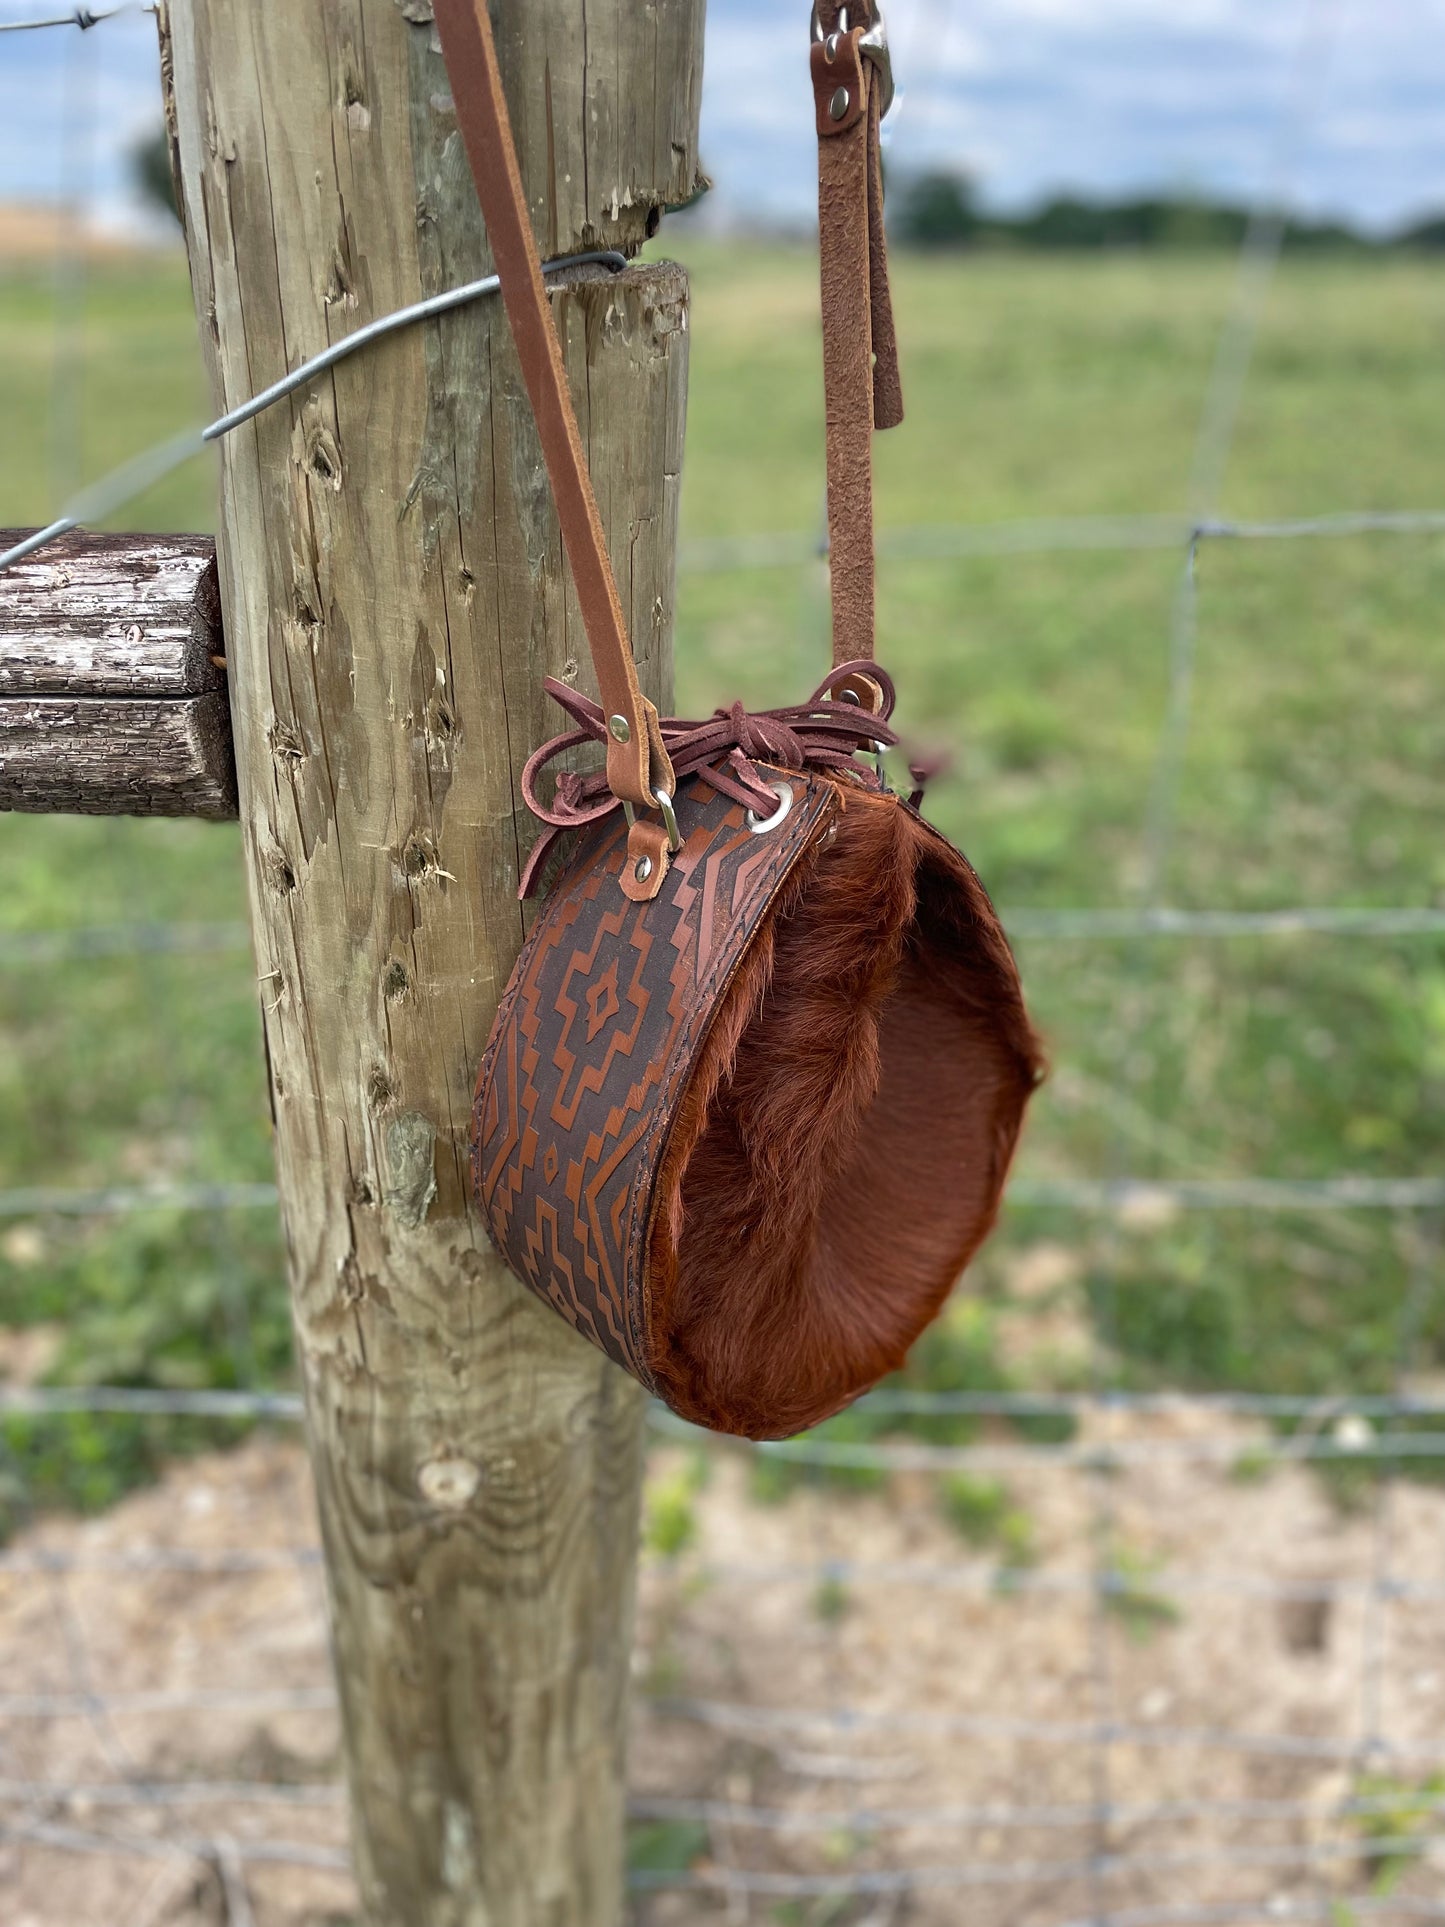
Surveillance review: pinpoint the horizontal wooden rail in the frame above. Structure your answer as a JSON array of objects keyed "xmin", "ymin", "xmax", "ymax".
[{"xmin": 0, "ymin": 529, "xmax": 236, "ymax": 820}]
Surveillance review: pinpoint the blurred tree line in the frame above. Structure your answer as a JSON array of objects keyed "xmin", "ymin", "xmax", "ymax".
[
  {"xmin": 132, "ymin": 128, "xmax": 178, "ymax": 221},
  {"xmin": 130, "ymin": 123, "xmax": 1445, "ymax": 254},
  {"xmin": 890, "ymin": 169, "xmax": 1445, "ymax": 252}
]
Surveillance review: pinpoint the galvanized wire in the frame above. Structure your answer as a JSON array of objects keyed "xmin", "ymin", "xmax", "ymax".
[
  {"xmin": 0, "ymin": 1814, "xmax": 350, "ymax": 1873},
  {"xmin": 675, "ymin": 1426, "xmax": 1445, "ymax": 1474},
  {"xmin": 0, "ymin": 251, "xmax": 626, "ymax": 573},
  {"xmin": 4, "ymin": 1172, "xmax": 1442, "ymax": 1221},
  {"xmin": 631, "ymin": 1788, "xmax": 1445, "ymax": 1835},
  {"xmin": 0, "ymin": 1180, "xmax": 278, "ymax": 1218},
  {"xmin": 0, "ymin": 1687, "xmax": 337, "ymax": 1719},
  {"xmin": 1004, "ymin": 906, "xmax": 1445, "ymax": 939},
  {"xmin": 0, "ymin": 4, "xmax": 132, "ymax": 29},
  {"xmin": 0, "ymin": 922, "xmax": 251, "ymax": 966},
  {"xmin": 0, "ymin": 1778, "xmax": 1439, "ymax": 1836},
  {"xmin": 0, "ymin": 1545, "xmax": 318, "ymax": 1574},
  {"xmin": 2, "ymin": 902, "xmax": 1441, "ymax": 971},
  {"xmin": 8, "ymin": 1381, "xmax": 1441, "ymax": 1423},
  {"xmin": 0, "ymin": 1384, "xmax": 303, "ymax": 1418},
  {"xmin": 628, "ymin": 1834, "xmax": 1445, "ymax": 1896},
  {"xmin": 679, "ymin": 1559, "xmax": 1445, "ymax": 1608},
  {"xmin": 646, "ymin": 1696, "xmax": 1445, "ymax": 1767},
  {"xmin": 677, "ymin": 506, "xmax": 1445, "ymax": 572},
  {"xmin": 0, "ymin": 1779, "xmax": 342, "ymax": 1809}
]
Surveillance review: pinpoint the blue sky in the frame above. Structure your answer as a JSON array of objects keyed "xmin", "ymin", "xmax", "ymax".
[{"xmin": 2, "ymin": 0, "xmax": 1444, "ymax": 237}]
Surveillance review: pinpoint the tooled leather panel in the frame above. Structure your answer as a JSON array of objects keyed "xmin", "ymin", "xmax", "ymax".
[{"xmin": 471, "ymin": 767, "xmax": 841, "ymax": 1383}]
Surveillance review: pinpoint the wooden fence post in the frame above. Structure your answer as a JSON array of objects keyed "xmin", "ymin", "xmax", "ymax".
[{"xmin": 160, "ymin": 2, "xmax": 704, "ymax": 1920}]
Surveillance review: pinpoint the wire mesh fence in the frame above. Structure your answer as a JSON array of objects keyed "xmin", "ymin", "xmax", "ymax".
[{"xmin": 3, "ymin": 0, "xmax": 1445, "ymax": 1922}]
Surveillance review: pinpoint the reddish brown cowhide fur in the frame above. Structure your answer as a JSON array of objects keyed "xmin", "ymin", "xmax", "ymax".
[{"xmin": 644, "ymin": 786, "xmax": 1044, "ymax": 1438}]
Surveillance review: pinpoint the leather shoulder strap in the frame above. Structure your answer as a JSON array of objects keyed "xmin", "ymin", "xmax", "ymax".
[
  {"xmin": 434, "ymin": 0, "xmax": 674, "ymax": 811},
  {"xmin": 811, "ymin": 2, "xmax": 903, "ymax": 668}
]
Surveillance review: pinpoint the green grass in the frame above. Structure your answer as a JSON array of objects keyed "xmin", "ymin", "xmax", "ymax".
[
  {"xmin": 1350, "ymin": 1771, "xmax": 1445, "ymax": 1895},
  {"xmin": 938, "ymin": 1471, "xmax": 1036, "ymax": 1566},
  {"xmin": 1100, "ymin": 1544, "xmax": 1183, "ymax": 1642},
  {"xmin": 1, "ymin": 243, "xmax": 1443, "ymax": 1519}
]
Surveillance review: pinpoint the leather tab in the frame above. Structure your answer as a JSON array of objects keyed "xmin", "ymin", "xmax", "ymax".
[
  {"xmin": 621, "ymin": 818, "xmax": 671, "ymax": 902},
  {"xmin": 810, "ymin": 33, "xmax": 866, "ymax": 136},
  {"xmin": 865, "ymin": 87, "xmax": 904, "ymax": 432}
]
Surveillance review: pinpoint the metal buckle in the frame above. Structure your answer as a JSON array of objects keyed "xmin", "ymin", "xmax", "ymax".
[
  {"xmin": 810, "ymin": 3, "xmax": 894, "ymax": 119},
  {"xmin": 622, "ymin": 787, "xmax": 681, "ymax": 852}
]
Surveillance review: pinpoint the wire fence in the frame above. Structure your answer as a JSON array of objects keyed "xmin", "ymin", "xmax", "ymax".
[{"xmin": 3, "ymin": 0, "xmax": 1445, "ymax": 1923}]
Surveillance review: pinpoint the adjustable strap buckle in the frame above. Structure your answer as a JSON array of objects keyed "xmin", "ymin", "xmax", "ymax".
[{"xmin": 810, "ymin": 3, "xmax": 894, "ymax": 119}]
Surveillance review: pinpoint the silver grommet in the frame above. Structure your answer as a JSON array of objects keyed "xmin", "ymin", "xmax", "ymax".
[
  {"xmin": 634, "ymin": 855, "xmax": 654, "ymax": 884},
  {"xmin": 829, "ymin": 86, "xmax": 851, "ymax": 120},
  {"xmin": 745, "ymin": 780, "xmax": 795, "ymax": 835},
  {"xmin": 608, "ymin": 714, "xmax": 631, "ymax": 743}
]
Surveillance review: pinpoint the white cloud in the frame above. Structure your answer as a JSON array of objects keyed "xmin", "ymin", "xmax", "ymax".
[
  {"xmin": 0, "ymin": 4, "xmax": 167, "ymax": 233},
  {"xmin": 2, "ymin": 0, "xmax": 1444, "ymax": 240},
  {"xmin": 699, "ymin": 0, "xmax": 1445, "ymax": 231}
]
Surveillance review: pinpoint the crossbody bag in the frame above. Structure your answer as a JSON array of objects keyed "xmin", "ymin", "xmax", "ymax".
[{"xmin": 435, "ymin": 0, "xmax": 1043, "ymax": 1441}]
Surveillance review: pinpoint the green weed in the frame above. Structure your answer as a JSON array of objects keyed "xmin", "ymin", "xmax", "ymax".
[
  {"xmin": 938, "ymin": 1472, "xmax": 1036, "ymax": 1566},
  {"xmin": 626, "ymin": 1818, "xmax": 711, "ymax": 1878},
  {"xmin": 1353, "ymin": 1771, "xmax": 1445, "ymax": 1895},
  {"xmin": 643, "ymin": 1450, "xmax": 710, "ymax": 1559},
  {"xmin": 1102, "ymin": 1545, "xmax": 1182, "ymax": 1642}
]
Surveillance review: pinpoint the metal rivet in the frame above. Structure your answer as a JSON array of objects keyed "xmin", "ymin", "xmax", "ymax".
[
  {"xmin": 837, "ymin": 686, "xmax": 862, "ymax": 706},
  {"xmin": 608, "ymin": 714, "xmax": 630, "ymax": 743},
  {"xmin": 634, "ymin": 855, "xmax": 654, "ymax": 883},
  {"xmin": 824, "ymin": 30, "xmax": 840, "ymax": 58},
  {"xmin": 828, "ymin": 86, "xmax": 851, "ymax": 121}
]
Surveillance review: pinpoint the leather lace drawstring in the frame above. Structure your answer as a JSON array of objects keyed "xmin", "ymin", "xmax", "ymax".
[{"xmin": 517, "ymin": 661, "xmax": 901, "ymax": 897}]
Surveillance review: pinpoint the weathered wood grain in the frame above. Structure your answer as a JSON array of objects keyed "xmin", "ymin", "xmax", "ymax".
[
  {"xmin": 0, "ymin": 691, "xmax": 236, "ymax": 818},
  {"xmin": 396, "ymin": 0, "xmax": 705, "ymax": 253},
  {"xmin": 0, "ymin": 530, "xmax": 235, "ymax": 817},
  {"xmin": 163, "ymin": 2, "xmax": 701, "ymax": 1921},
  {"xmin": 0, "ymin": 529, "xmax": 222, "ymax": 696}
]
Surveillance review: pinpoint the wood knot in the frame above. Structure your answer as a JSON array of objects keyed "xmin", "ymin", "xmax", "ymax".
[
  {"xmin": 418, "ymin": 1455, "xmax": 480, "ymax": 1509},
  {"xmin": 306, "ymin": 424, "xmax": 344, "ymax": 490}
]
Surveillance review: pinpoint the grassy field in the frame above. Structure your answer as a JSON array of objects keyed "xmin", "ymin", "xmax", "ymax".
[{"xmin": 1, "ymin": 241, "xmax": 1443, "ymax": 1525}]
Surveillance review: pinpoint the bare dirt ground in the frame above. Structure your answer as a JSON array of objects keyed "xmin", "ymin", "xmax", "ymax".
[{"xmin": 3, "ymin": 1398, "xmax": 1444, "ymax": 1927}]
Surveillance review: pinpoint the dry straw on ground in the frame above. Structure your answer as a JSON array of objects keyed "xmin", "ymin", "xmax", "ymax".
[{"xmin": 3, "ymin": 1404, "xmax": 1444, "ymax": 1926}]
